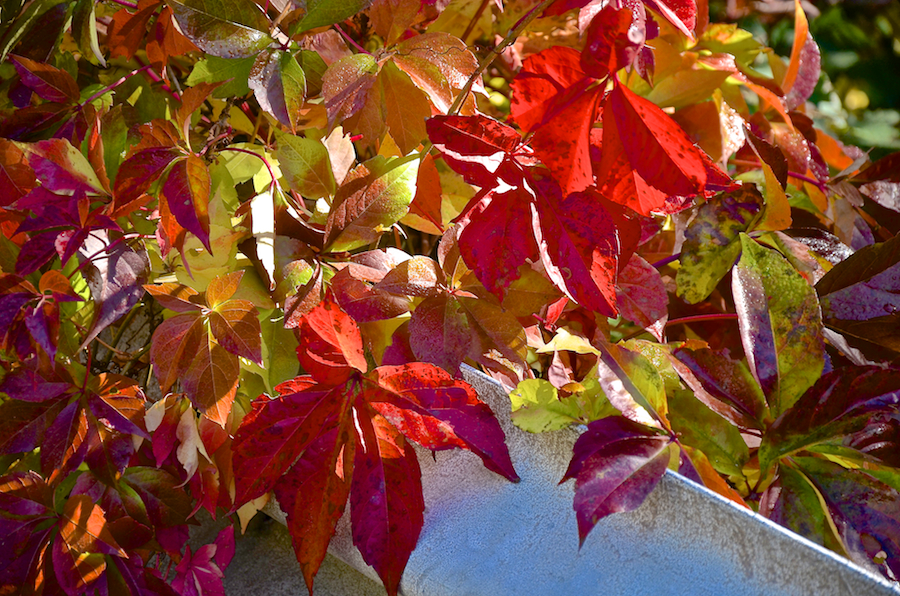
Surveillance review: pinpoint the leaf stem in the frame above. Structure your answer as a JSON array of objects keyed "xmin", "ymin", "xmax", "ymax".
[
  {"xmin": 448, "ymin": 0, "xmax": 556, "ymax": 115},
  {"xmin": 219, "ymin": 147, "xmax": 278, "ymax": 189},
  {"xmin": 461, "ymin": 0, "xmax": 491, "ymax": 44},
  {"xmin": 79, "ymin": 64, "xmax": 152, "ymax": 108},
  {"xmin": 334, "ymin": 24, "xmax": 371, "ymax": 55},
  {"xmin": 666, "ymin": 313, "xmax": 739, "ymax": 327},
  {"xmin": 108, "ymin": 0, "xmax": 138, "ymax": 8},
  {"xmin": 652, "ymin": 253, "xmax": 681, "ymax": 269},
  {"xmin": 730, "ymin": 158, "xmax": 827, "ymax": 191}
]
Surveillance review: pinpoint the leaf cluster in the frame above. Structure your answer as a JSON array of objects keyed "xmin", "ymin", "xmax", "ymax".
[{"xmin": 1, "ymin": 0, "xmax": 900, "ymax": 594}]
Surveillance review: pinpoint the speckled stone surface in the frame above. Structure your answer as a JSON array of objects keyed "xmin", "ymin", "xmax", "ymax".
[{"xmin": 258, "ymin": 366, "xmax": 900, "ymax": 596}]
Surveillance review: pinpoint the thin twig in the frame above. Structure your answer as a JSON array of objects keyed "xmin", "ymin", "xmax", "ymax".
[
  {"xmin": 334, "ymin": 24, "xmax": 371, "ymax": 55},
  {"xmin": 447, "ymin": 0, "xmax": 556, "ymax": 116},
  {"xmin": 666, "ymin": 313, "xmax": 739, "ymax": 327},
  {"xmin": 461, "ymin": 0, "xmax": 491, "ymax": 44},
  {"xmin": 79, "ymin": 64, "xmax": 152, "ymax": 108}
]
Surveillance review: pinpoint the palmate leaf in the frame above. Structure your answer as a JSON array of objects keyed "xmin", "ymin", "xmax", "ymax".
[
  {"xmin": 561, "ymin": 416, "xmax": 671, "ymax": 546},
  {"xmin": 232, "ymin": 361, "xmax": 517, "ymax": 595},
  {"xmin": 146, "ymin": 272, "xmax": 261, "ymax": 426}
]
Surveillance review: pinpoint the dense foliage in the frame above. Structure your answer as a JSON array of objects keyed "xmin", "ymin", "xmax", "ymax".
[{"xmin": 1, "ymin": 0, "xmax": 899, "ymax": 594}]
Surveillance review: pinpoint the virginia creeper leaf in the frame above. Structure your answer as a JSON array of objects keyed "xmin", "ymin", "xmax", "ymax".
[
  {"xmin": 380, "ymin": 61, "xmax": 430, "ymax": 156},
  {"xmin": 295, "ymin": 298, "xmax": 368, "ymax": 384},
  {"xmin": 668, "ymin": 389, "xmax": 749, "ymax": 477},
  {"xmin": 249, "ymin": 50, "xmax": 307, "ymax": 132},
  {"xmin": 733, "ymin": 234, "xmax": 825, "ymax": 415},
  {"xmin": 760, "ymin": 367, "xmax": 900, "ymax": 471},
  {"xmin": 161, "ymin": 155, "xmax": 212, "ymax": 253},
  {"xmin": 275, "ymin": 131, "xmax": 337, "ymax": 200},
  {"xmin": 561, "ymin": 416, "xmax": 671, "ymax": 546},
  {"xmin": 616, "ymin": 254, "xmax": 668, "ymax": 341},
  {"xmin": 167, "ymin": 0, "xmax": 273, "ymax": 59},
  {"xmin": 293, "ymin": 0, "xmax": 373, "ymax": 33}
]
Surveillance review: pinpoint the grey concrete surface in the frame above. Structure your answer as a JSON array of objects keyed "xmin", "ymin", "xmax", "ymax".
[{"xmin": 250, "ymin": 366, "xmax": 900, "ymax": 595}]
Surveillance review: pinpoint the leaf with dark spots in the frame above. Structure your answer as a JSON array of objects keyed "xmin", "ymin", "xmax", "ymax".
[
  {"xmin": 530, "ymin": 84, "xmax": 603, "ymax": 194},
  {"xmin": 455, "ymin": 187, "xmax": 537, "ymax": 301},
  {"xmin": 579, "ymin": 4, "xmax": 644, "ymax": 79},
  {"xmin": 11, "ymin": 55, "xmax": 80, "ymax": 104},
  {"xmin": 370, "ymin": 363, "xmax": 519, "ymax": 481},
  {"xmin": 733, "ymin": 234, "xmax": 825, "ymax": 416},
  {"xmin": 534, "ymin": 185, "xmax": 620, "ymax": 317},
  {"xmin": 676, "ymin": 186, "xmax": 763, "ymax": 304},
  {"xmin": 426, "ymin": 115, "xmax": 525, "ymax": 189},
  {"xmin": 161, "ymin": 154, "xmax": 212, "ymax": 253},
  {"xmin": 599, "ymin": 82, "xmax": 721, "ymax": 215},
  {"xmin": 350, "ymin": 410, "xmax": 423, "ymax": 596},
  {"xmin": 671, "ymin": 346, "xmax": 768, "ymax": 430},
  {"xmin": 561, "ymin": 416, "xmax": 671, "ymax": 545},
  {"xmin": 794, "ymin": 456, "xmax": 900, "ymax": 580},
  {"xmin": 168, "ymin": 0, "xmax": 273, "ymax": 59},
  {"xmin": 760, "ymin": 367, "xmax": 900, "ymax": 471}
]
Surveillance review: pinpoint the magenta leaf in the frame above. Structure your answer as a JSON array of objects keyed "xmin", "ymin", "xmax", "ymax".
[{"xmin": 562, "ymin": 416, "xmax": 671, "ymax": 545}]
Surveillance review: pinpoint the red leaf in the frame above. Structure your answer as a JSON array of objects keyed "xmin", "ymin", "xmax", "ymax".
[
  {"xmin": 561, "ymin": 417, "xmax": 671, "ymax": 545},
  {"xmin": 232, "ymin": 386, "xmax": 340, "ymax": 505},
  {"xmin": 580, "ymin": 5, "xmax": 644, "ymax": 79},
  {"xmin": 408, "ymin": 295, "xmax": 473, "ymax": 376},
  {"xmin": 172, "ymin": 526, "xmax": 235, "ymax": 596},
  {"xmin": 530, "ymin": 84, "xmax": 604, "ymax": 194},
  {"xmin": 11, "ymin": 55, "xmax": 80, "ymax": 104},
  {"xmin": 599, "ymin": 83, "xmax": 721, "ymax": 215},
  {"xmin": 615, "ymin": 255, "xmax": 668, "ymax": 341},
  {"xmin": 426, "ymin": 115, "xmax": 524, "ymax": 188},
  {"xmin": 275, "ymin": 425, "xmax": 353, "ymax": 593},
  {"xmin": 181, "ymin": 338, "xmax": 240, "ymax": 427},
  {"xmin": 370, "ymin": 363, "xmax": 519, "ymax": 481},
  {"xmin": 150, "ymin": 313, "xmax": 205, "ymax": 394},
  {"xmin": 534, "ymin": 186, "xmax": 620, "ymax": 317},
  {"xmin": 295, "ymin": 298, "xmax": 368, "ymax": 384},
  {"xmin": 0, "ymin": 138, "xmax": 36, "ymax": 206},
  {"xmin": 143, "ymin": 282, "xmax": 204, "ymax": 313},
  {"xmin": 510, "ymin": 47, "xmax": 590, "ymax": 133},
  {"xmin": 112, "ymin": 147, "xmax": 180, "ymax": 215},
  {"xmin": 645, "ymin": 0, "xmax": 696, "ymax": 38},
  {"xmin": 161, "ymin": 154, "xmax": 212, "ymax": 253},
  {"xmin": 350, "ymin": 410, "xmax": 423, "ymax": 596},
  {"xmin": 456, "ymin": 187, "xmax": 538, "ymax": 300},
  {"xmin": 209, "ymin": 302, "xmax": 262, "ymax": 364}
]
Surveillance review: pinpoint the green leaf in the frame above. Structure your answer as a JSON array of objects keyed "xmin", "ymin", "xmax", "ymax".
[
  {"xmin": 186, "ymin": 55, "xmax": 255, "ymax": 98},
  {"xmin": 275, "ymin": 131, "xmax": 336, "ymax": 200},
  {"xmin": 250, "ymin": 50, "xmax": 307, "ymax": 131},
  {"xmin": 510, "ymin": 376, "xmax": 615, "ymax": 433},
  {"xmin": 325, "ymin": 156, "xmax": 418, "ymax": 252},
  {"xmin": 669, "ymin": 389, "xmax": 748, "ymax": 476},
  {"xmin": 168, "ymin": 0, "xmax": 273, "ymax": 59},
  {"xmin": 292, "ymin": 0, "xmax": 372, "ymax": 34},
  {"xmin": 760, "ymin": 465, "xmax": 843, "ymax": 554},
  {"xmin": 733, "ymin": 234, "xmax": 825, "ymax": 415},
  {"xmin": 677, "ymin": 187, "xmax": 763, "ymax": 304},
  {"xmin": 72, "ymin": 0, "xmax": 105, "ymax": 67}
]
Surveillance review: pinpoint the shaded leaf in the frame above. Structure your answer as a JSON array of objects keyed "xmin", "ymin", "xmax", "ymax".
[
  {"xmin": 616, "ymin": 254, "xmax": 668, "ymax": 341},
  {"xmin": 249, "ymin": 50, "xmax": 307, "ymax": 131},
  {"xmin": 161, "ymin": 155, "xmax": 212, "ymax": 253}
]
